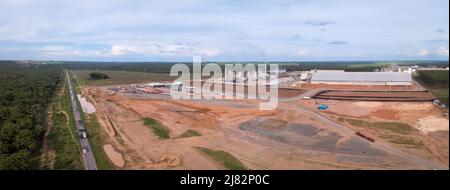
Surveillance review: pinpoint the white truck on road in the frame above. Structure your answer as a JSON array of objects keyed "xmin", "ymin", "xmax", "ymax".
[{"xmin": 79, "ymin": 129, "xmax": 87, "ymax": 138}]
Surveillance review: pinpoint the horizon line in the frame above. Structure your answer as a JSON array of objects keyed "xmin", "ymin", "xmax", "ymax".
[{"xmin": 1, "ymin": 59, "xmax": 449, "ymax": 63}]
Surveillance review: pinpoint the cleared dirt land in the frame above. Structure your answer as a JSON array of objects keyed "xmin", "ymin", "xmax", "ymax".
[
  {"xmin": 314, "ymin": 90, "xmax": 435, "ymax": 101},
  {"xmin": 80, "ymin": 84, "xmax": 448, "ymax": 169},
  {"xmin": 305, "ymin": 99, "xmax": 449, "ymax": 165}
]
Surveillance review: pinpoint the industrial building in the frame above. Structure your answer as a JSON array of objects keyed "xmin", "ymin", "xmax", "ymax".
[{"xmin": 310, "ymin": 72, "xmax": 413, "ymax": 86}]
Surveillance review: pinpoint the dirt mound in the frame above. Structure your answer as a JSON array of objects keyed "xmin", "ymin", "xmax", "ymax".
[
  {"xmin": 353, "ymin": 102, "xmax": 383, "ymax": 108},
  {"xmin": 103, "ymin": 144, "xmax": 125, "ymax": 167},
  {"xmin": 159, "ymin": 155, "xmax": 182, "ymax": 167},
  {"xmin": 392, "ymin": 103, "xmax": 435, "ymax": 111},
  {"xmin": 327, "ymin": 102, "xmax": 371, "ymax": 117},
  {"xmin": 371, "ymin": 109, "xmax": 400, "ymax": 120},
  {"xmin": 416, "ymin": 116, "xmax": 449, "ymax": 134},
  {"xmin": 143, "ymin": 155, "xmax": 183, "ymax": 169}
]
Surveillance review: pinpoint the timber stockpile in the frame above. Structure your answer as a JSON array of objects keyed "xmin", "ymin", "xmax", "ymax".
[{"xmin": 313, "ymin": 90, "xmax": 436, "ymax": 101}]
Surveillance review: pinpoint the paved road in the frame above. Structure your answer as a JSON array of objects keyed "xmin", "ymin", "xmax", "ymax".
[{"xmin": 65, "ymin": 70, "xmax": 98, "ymax": 170}]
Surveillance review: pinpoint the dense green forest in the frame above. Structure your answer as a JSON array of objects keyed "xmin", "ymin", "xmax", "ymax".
[
  {"xmin": 415, "ymin": 71, "xmax": 449, "ymax": 89},
  {"xmin": 89, "ymin": 72, "xmax": 109, "ymax": 80},
  {"xmin": 0, "ymin": 62, "xmax": 62, "ymax": 169},
  {"xmin": 415, "ymin": 70, "xmax": 449, "ymax": 106},
  {"xmin": 40, "ymin": 60, "xmax": 448, "ymax": 73},
  {"xmin": 64, "ymin": 61, "xmax": 384, "ymax": 72}
]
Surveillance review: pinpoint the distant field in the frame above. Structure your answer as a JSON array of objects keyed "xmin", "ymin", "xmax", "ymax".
[
  {"xmin": 72, "ymin": 70, "xmax": 176, "ymax": 86},
  {"xmin": 415, "ymin": 70, "xmax": 449, "ymax": 106}
]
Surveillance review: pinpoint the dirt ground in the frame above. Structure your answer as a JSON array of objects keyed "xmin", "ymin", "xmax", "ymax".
[
  {"xmin": 300, "ymin": 83, "xmax": 419, "ymax": 91},
  {"xmin": 103, "ymin": 144, "xmax": 125, "ymax": 167},
  {"xmin": 82, "ymin": 86, "xmax": 449, "ymax": 170},
  {"xmin": 314, "ymin": 90, "xmax": 435, "ymax": 101},
  {"xmin": 309, "ymin": 100, "xmax": 449, "ymax": 165}
]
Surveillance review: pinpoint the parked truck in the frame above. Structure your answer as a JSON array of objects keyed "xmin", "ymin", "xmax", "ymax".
[
  {"xmin": 79, "ymin": 129, "xmax": 87, "ymax": 138},
  {"xmin": 82, "ymin": 147, "xmax": 88, "ymax": 154}
]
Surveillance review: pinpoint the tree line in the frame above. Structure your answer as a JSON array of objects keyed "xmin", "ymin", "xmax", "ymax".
[
  {"xmin": 89, "ymin": 72, "xmax": 109, "ymax": 80},
  {"xmin": 0, "ymin": 61, "xmax": 62, "ymax": 169},
  {"xmin": 416, "ymin": 70, "xmax": 449, "ymax": 89}
]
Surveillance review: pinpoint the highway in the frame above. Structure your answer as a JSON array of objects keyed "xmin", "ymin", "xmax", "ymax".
[{"xmin": 65, "ymin": 70, "xmax": 98, "ymax": 170}]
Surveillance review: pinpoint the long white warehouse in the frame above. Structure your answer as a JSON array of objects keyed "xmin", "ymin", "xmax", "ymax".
[{"xmin": 310, "ymin": 72, "xmax": 413, "ymax": 86}]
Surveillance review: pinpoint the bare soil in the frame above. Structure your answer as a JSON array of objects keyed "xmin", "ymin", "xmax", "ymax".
[
  {"xmin": 314, "ymin": 90, "xmax": 435, "ymax": 101},
  {"xmin": 81, "ymin": 85, "xmax": 449, "ymax": 169},
  {"xmin": 103, "ymin": 144, "xmax": 125, "ymax": 167},
  {"xmin": 313, "ymin": 100, "xmax": 449, "ymax": 166}
]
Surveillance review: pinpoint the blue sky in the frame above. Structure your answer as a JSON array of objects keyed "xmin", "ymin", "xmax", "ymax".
[{"xmin": 0, "ymin": 0, "xmax": 448, "ymax": 61}]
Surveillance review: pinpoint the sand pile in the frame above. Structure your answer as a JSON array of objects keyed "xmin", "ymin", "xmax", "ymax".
[
  {"xmin": 103, "ymin": 144, "xmax": 125, "ymax": 167},
  {"xmin": 77, "ymin": 94, "xmax": 96, "ymax": 114},
  {"xmin": 416, "ymin": 116, "xmax": 449, "ymax": 134},
  {"xmin": 353, "ymin": 102, "xmax": 382, "ymax": 108}
]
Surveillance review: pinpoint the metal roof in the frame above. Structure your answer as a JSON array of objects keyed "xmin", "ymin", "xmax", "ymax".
[{"xmin": 311, "ymin": 72, "xmax": 412, "ymax": 82}]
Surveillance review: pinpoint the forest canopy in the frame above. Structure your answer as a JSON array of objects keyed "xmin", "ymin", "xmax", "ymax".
[
  {"xmin": 89, "ymin": 72, "xmax": 109, "ymax": 80},
  {"xmin": 0, "ymin": 62, "xmax": 62, "ymax": 169}
]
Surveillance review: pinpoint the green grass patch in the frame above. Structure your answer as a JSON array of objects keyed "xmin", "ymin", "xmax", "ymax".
[
  {"xmin": 143, "ymin": 117, "xmax": 170, "ymax": 139},
  {"xmin": 343, "ymin": 118, "xmax": 371, "ymax": 127},
  {"xmin": 49, "ymin": 112, "xmax": 83, "ymax": 169},
  {"xmin": 432, "ymin": 89, "xmax": 449, "ymax": 106},
  {"xmin": 341, "ymin": 117, "xmax": 427, "ymax": 150},
  {"xmin": 341, "ymin": 118, "xmax": 416, "ymax": 134},
  {"xmin": 82, "ymin": 115, "xmax": 114, "ymax": 170},
  {"xmin": 195, "ymin": 147, "xmax": 247, "ymax": 170},
  {"xmin": 72, "ymin": 70, "xmax": 176, "ymax": 86},
  {"xmin": 371, "ymin": 122, "xmax": 417, "ymax": 135},
  {"xmin": 379, "ymin": 135, "xmax": 426, "ymax": 149},
  {"xmin": 47, "ymin": 80, "xmax": 83, "ymax": 170},
  {"xmin": 177, "ymin": 129, "xmax": 201, "ymax": 139}
]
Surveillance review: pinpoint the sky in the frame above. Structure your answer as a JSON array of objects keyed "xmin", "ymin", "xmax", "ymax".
[{"xmin": 0, "ymin": 0, "xmax": 448, "ymax": 62}]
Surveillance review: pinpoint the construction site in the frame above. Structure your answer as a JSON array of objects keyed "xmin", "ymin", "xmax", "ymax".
[{"xmin": 73, "ymin": 68, "xmax": 449, "ymax": 170}]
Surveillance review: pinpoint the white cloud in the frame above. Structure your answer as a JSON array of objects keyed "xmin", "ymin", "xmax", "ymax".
[
  {"xmin": 436, "ymin": 46, "xmax": 449, "ymax": 56},
  {"xmin": 39, "ymin": 45, "xmax": 105, "ymax": 57},
  {"xmin": 109, "ymin": 45, "xmax": 128, "ymax": 56},
  {"xmin": 2, "ymin": 47, "xmax": 19, "ymax": 51},
  {"xmin": 200, "ymin": 49, "xmax": 221, "ymax": 57},
  {"xmin": 297, "ymin": 49, "xmax": 310, "ymax": 56},
  {"xmin": 417, "ymin": 48, "xmax": 430, "ymax": 56},
  {"xmin": 0, "ymin": 0, "xmax": 449, "ymax": 61},
  {"xmin": 107, "ymin": 43, "xmax": 220, "ymax": 57}
]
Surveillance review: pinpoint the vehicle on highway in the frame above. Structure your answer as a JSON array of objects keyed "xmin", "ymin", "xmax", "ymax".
[{"xmin": 79, "ymin": 129, "xmax": 87, "ymax": 138}]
